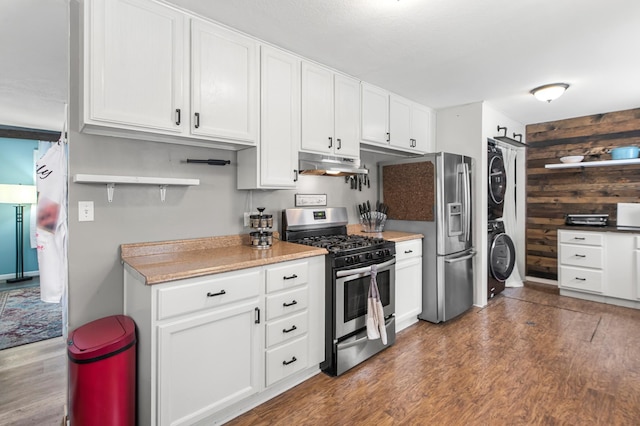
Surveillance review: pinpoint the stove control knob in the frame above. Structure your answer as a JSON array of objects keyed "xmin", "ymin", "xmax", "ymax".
[
  {"xmin": 345, "ymin": 257, "xmax": 354, "ymax": 265},
  {"xmin": 365, "ymin": 252, "xmax": 373, "ymax": 260},
  {"xmin": 384, "ymin": 249, "xmax": 391, "ymax": 256},
  {"xmin": 376, "ymin": 250, "xmax": 384, "ymax": 257},
  {"xmin": 353, "ymin": 255, "xmax": 361, "ymax": 263}
]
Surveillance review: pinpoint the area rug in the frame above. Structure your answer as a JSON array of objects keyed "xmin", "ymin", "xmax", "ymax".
[{"xmin": 0, "ymin": 287, "xmax": 62, "ymax": 350}]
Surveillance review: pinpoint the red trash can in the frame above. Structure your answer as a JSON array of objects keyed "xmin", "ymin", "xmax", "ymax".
[{"xmin": 68, "ymin": 315, "xmax": 136, "ymax": 426}]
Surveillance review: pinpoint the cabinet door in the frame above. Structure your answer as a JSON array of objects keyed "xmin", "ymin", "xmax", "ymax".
[
  {"xmin": 395, "ymin": 257, "xmax": 422, "ymax": 331},
  {"xmin": 87, "ymin": 0, "xmax": 186, "ymax": 133},
  {"xmin": 389, "ymin": 95, "xmax": 412, "ymax": 149},
  {"xmin": 260, "ymin": 46, "xmax": 300, "ymax": 187},
  {"xmin": 411, "ymin": 103, "xmax": 433, "ymax": 153},
  {"xmin": 191, "ymin": 19, "xmax": 258, "ymax": 144},
  {"xmin": 301, "ymin": 62, "xmax": 334, "ymax": 154},
  {"xmin": 361, "ymin": 83, "xmax": 389, "ymax": 144},
  {"xmin": 606, "ymin": 233, "xmax": 635, "ymax": 300},
  {"xmin": 333, "ymin": 75, "xmax": 360, "ymax": 159},
  {"xmin": 157, "ymin": 300, "xmax": 261, "ymax": 426}
]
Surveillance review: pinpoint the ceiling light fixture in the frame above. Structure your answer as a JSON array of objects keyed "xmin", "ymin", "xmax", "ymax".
[{"xmin": 530, "ymin": 83, "xmax": 569, "ymax": 103}]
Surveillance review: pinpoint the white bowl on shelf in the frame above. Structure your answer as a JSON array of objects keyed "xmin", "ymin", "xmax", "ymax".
[{"xmin": 560, "ymin": 155, "xmax": 584, "ymax": 164}]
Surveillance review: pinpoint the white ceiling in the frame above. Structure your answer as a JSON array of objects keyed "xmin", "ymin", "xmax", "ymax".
[{"xmin": 1, "ymin": 0, "xmax": 639, "ymax": 131}]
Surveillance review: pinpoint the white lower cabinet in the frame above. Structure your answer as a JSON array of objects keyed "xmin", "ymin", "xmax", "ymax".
[
  {"xmin": 394, "ymin": 239, "xmax": 423, "ymax": 331},
  {"xmin": 558, "ymin": 230, "xmax": 640, "ymax": 308},
  {"xmin": 157, "ymin": 300, "xmax": 261, "ymax": 425},
  {"xmin": 124, "ymin": 255, "xmax": 325, "ymax": 426}
]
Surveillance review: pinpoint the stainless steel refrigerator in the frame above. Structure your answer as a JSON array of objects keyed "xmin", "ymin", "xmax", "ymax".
[{"xmin": 379, "ymin": 152, "xmax": 475, "ymax": 323}]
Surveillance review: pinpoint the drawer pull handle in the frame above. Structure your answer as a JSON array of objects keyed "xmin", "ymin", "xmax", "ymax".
[
  {"xmin": 573, "ymin": 237, "xmax": 586, "ymax": 240},
  {"xmin": 283, "ymin": 274, "xmax": 298, "ymax": 280},
  {"xmin": 283, "ymin": 300, "xmax": 298, "ymax": 307},
  {"xmin": 575, "ymin": 254, "xmax": 586, "ymax": 258},
  {"xmin": 404, "ymin": 250, "xmax": 413, "ymax": 254},
  {"xmin": 282, "ymin": 356, "xmax": 297, "ymax": 366},
  {"xmin": 283, "ymin": 325, "xmax": 297, "ymax": 334},
  {"xmin": 575, "ymin": 277, "xmax": 586, "ymax": 281},
  {"xmin": 207, "ymin": 290, "xmax": 226, "ymax": 297},
  {"xmin": 255, "ymin": 307, "xmax": 260, "ymax": 324}
]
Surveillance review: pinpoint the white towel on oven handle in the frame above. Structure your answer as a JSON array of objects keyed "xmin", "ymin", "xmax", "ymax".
[{"xmin": 366, "ymin": 265, "xmax": 387, "ymax": 345}]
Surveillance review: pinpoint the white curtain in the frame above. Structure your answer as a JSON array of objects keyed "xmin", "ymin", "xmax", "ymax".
[{"xmin": 499, "ymin": 145, "xmax": 524, "ymax": 287}]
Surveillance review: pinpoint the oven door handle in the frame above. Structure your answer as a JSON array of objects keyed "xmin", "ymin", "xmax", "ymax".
[
  {"xmin": 338, "ymin": 316, "xmax": 395, "ymax": 350},
  {"xmin": 335, "ymin": 258, "xmax": 396, "ymax": 278}
]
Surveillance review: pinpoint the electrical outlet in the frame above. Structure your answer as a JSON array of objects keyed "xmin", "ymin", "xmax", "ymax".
[{"xmin": 78, "ymin": 201, "xmax": 94, "ymax": 222}]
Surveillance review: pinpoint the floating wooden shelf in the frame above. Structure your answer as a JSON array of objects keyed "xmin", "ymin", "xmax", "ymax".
[
  {"xmin": 73, "ymin": 174, "xmax": 200, "ymax": 202},
  {"xmin": 545, "ymin": 158, "xmax": 640, "ymax": 169}
]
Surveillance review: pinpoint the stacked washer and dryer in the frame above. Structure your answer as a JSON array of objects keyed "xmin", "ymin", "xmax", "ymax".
[{"xmin": 487, "ymin": 143, "xmax": 516, "ymax": 299}]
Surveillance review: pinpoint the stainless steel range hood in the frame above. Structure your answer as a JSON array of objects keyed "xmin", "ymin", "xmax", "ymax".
[{"xmin": 298, "ymin": 152, "xmax": 368, "ymax": 176}]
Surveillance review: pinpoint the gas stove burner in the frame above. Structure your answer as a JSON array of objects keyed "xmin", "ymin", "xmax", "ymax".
[{"xmin": 294, "ymin": 234, "xmax": 385, "ymax": 254}]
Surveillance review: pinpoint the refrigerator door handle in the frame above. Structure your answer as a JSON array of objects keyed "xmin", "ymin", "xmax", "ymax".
[
  {"xmin": 463, "ymin": 161, "xmax": 471, "ymax": 243},
  {"xmin": 444, "ymin": 250, "xmax": 476, "ymax": 263}
]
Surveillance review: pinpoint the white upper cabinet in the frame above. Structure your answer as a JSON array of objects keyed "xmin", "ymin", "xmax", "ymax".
[
  {"xmin": 85, "ymin": 0, "xmax": 187, "ymax": 134},
  {"xmin": 238, "ymin": 46, "xmax": 300, "ymax": 189},
  {"xmin": 389, "ymin": 95, "xmax": 412, "ymax": 150},
  {"xmin": 301, "ymin": 62, "xmax": 360, "ymax": 159},
  {"xmin": 361, "ymin": 83, "xmax": 390, "ymax": 144},
  {"xmin": 190, "ymin": 18, "xmax": 259, "ymax": 144},
  {"xmin": 333, "ymin": 75, "xmax": 361, "ymax": 158},
  {"xmin": 361, "ymin": 85, "xmax": 434, "ymax": 154},
  {"xmin": 411, "ymin": 102, "xmax": 435, "ymax": 153}
]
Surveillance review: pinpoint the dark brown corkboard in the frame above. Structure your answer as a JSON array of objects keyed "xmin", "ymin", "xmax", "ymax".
[{"xmin": 382, "ymin": 162, "xmax": 434, "ymax": 221}]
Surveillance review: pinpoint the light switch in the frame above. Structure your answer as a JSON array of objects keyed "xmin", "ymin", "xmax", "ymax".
[{"xmin": 78, "ymin": 201, "xmax": 94, "ymax": 222}]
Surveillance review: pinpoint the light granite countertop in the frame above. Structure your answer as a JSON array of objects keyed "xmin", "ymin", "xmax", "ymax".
[
  {"xmin": 121, "ymin": 235, "xmax": 327, "ymax": 285},
  {"xmin": 346, "ymin": 224, "xmax": 424, "ymax": 242}
]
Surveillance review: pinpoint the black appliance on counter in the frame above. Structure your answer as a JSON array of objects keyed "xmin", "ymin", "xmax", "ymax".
[
  {"xmin": 281, "ymin": 207, "xmax": 396, "ymax": 376},
  {"xmin": 565, "ymin": 214, "xmax": 609, "ymax": 226}
]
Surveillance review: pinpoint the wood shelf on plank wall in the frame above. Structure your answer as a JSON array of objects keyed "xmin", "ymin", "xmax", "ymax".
[{"xmin": 525, "ymin": 107, "xmax": 640, "ymax": 281}]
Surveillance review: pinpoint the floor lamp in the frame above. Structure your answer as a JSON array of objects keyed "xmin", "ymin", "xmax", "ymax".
[{"xmin": 0, "ymin": 184, "xmax": 38, "ymax": 283}]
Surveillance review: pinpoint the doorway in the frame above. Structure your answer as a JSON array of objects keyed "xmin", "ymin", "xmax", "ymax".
[{"xmin": 0, "ymin": 130, "xmax": 64, "ymax": 351}]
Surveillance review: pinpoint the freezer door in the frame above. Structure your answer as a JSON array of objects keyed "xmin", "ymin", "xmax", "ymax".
[
  {"xmin": 440, "ymin": 249, "xmax": 475, "ymax": 322},
  {"xmin": 437, "ymin": 153, "xmax": 472, "ymax": 255}
]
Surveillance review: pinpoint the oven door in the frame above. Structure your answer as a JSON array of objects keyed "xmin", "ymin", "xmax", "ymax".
[{"xmin": 335, "ymin": 258, "xmax": 395, "ymax": 340}]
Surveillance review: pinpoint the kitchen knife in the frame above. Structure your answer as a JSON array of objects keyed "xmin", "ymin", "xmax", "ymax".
[{"xmin": 359, "ymin": 175, "xmax": 362, "ymax": 191}]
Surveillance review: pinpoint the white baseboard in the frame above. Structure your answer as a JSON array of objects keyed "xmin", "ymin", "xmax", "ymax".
[
  {"xmin": 525, "ymin": 275, "xmax": 558, "ymax": 286},
  {"xmin": 0, "ymin": 271, "xmax": 39, "ymax": 281}
]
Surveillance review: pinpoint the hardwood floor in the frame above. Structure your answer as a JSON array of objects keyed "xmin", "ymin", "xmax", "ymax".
[
  {"xmin": 2, "ymin": 285, "xmax": 640, "ymax": 425},
  {"xmin": 228, "ymin": 286, "xmax": 640, "ymax": 425},
  {"xmin": 0, "ymin": 337, "xmax": 66, "ymax": 425}
]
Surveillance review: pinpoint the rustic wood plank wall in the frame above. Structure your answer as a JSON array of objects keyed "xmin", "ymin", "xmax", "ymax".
[{"xmin": 525, "ymin": 108, "xmax": 640, "ymax": 280}]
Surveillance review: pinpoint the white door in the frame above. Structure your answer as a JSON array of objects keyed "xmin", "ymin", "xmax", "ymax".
[
  {"xmin": 410, "ymin": 103, "xmax": 432, "ymax": 153},
  {"xmin": 260, "ymin": 46, "xmax": 300, "ymax": 187},
  {"xmin": 389, "ymin": 95, "xmax": 412, "ymax": 150},
  {"xmin": 301, "ymin": 62, "xmax": 334, "ymax": 154},
  {"xmin": 333, "ymin": 75, "xmax": 361, "ymax": 159},
  {"xmin": 87, "ymin": 0, "xmax": 186, "ymax": 133},
  {"xmin": 360, "ymin": 83, "xmax": 389, "ymax": 145},
  {"xmin": 191, "ymin": 18, "xmax": 259, "ymax": 144},
  {"xmin": 157, "ymin": 301, "xmax": 261, "ymax": 426}
]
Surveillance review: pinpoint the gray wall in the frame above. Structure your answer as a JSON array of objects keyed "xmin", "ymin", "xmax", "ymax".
[{"xmin": 66, "ymin": 131, "xmax": 390, "ymax": 329}]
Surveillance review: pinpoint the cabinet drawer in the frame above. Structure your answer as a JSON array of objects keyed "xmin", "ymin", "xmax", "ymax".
[
  {"xmin": 265, "ymin": 336, "xmax": 308, "ymax": 387},
  {"xmin": 395, "ymin": 239, "xmax": 422, "ymax": 262},
  {"xmin": 266, "ymin": 311, "xmax": 308, "ymax": 348},
  {"xmin": 559, "ymin": 266, "xmax": 603, "ymax": 293},
  {"xmin": 265, "ymin": 261, "xmax": 309, "ymax": 293},
  {"xmin": 265, "ymin": 287, "xmax": 308, "ymax": 320},
  {"xmin": 559, "ymin": 231, "xmax": 603, "ymax": 246},
  {"xmin": 157, "ymin": 269, "xmax": 261, "ymax": 320},
  {"xmin": 559, "ymin": 244, "xmax": 603, "ymax": 269}
]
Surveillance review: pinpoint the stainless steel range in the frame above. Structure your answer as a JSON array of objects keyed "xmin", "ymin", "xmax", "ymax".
[{"xmin": 282, "ymin": 207, "xmax": 396, "ymax": 376}]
